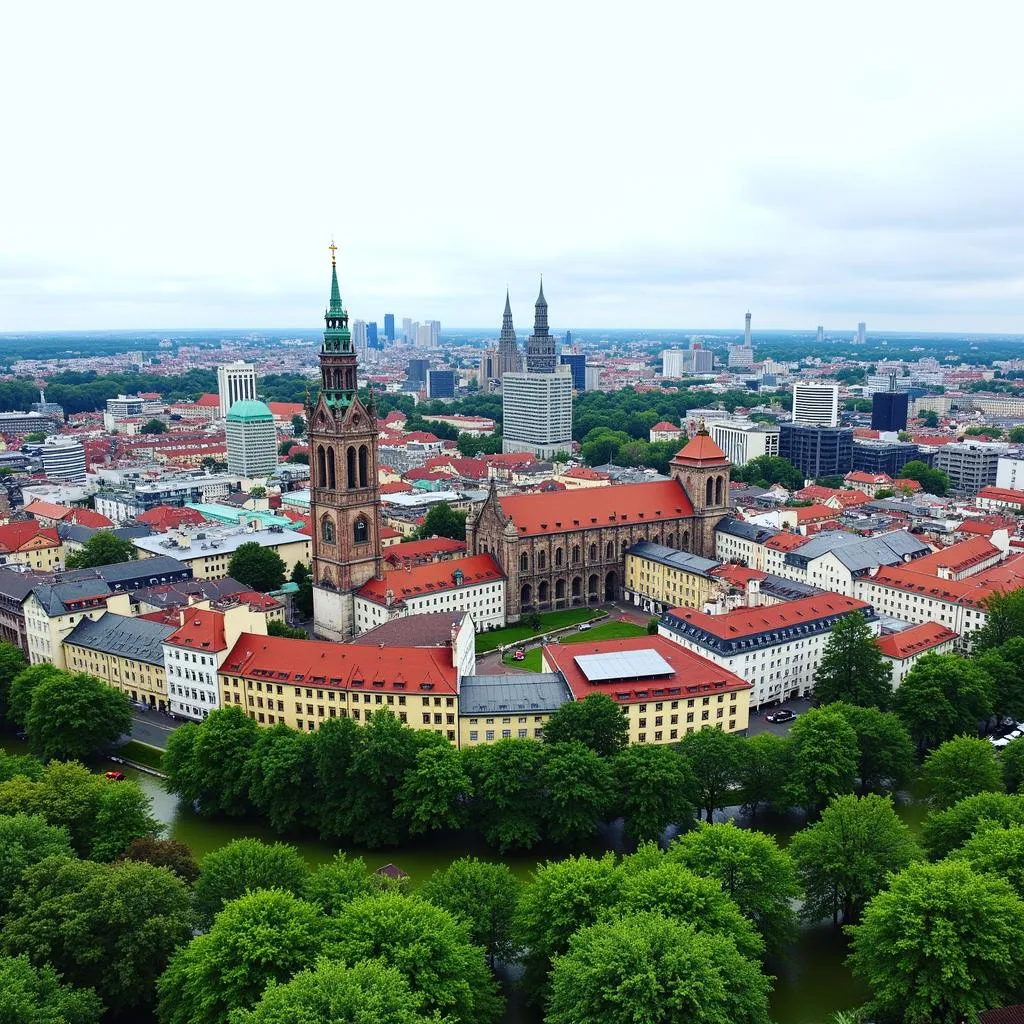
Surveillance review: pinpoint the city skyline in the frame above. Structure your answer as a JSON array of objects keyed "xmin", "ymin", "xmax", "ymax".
[{"xmin": 3, "ymin": 2, "xmax": 1022, "ymax": 333}]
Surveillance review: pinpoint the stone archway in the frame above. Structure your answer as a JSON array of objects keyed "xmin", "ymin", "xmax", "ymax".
[
  {"xmin": 571, "ymin": 576, "xmax": 582, "ymax": 604},
  {"xmin": 538, "ymin": 580, "xmax": 550, "ymax": 606},
  {"xmin": 521, "ymin": 583, "xmax": 533, "ymax": 610},
  {"xmin": 555, "ymin": 578, "xmax": 566, "ymax": 606},
  {"xmin": 605, "ymin": 570, "xmax": 618, "ymax": 601},
  {"xmin": 587, "ymin": 573, "xmax": 599, "ymax": 602}
]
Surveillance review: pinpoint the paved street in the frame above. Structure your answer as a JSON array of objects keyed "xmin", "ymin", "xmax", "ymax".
[
  {"xmin": 128, "ymin": 710, "xmax": 185, "ymax": 749},
  {"xmin": 745, "ymin": 696, "xmax": 813, "ymax": 737}
]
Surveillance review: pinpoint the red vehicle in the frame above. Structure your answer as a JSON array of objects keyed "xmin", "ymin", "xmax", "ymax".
[
  {"xmin": 104, "ymin": 771, "xmax": 125, "ymax": 781},
  {"xmin": 513, "ymin": 649, "xmax": 526, "ymax": 661}
]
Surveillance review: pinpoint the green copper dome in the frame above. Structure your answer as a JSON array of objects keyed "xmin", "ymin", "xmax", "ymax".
[{"xmin": 226, "ymin": 399, "xmax": 274, "ymax": 421}]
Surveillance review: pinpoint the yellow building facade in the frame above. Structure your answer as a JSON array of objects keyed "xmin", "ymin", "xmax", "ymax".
[{"xmin": 624, "ymin": 541, "xmax": 723, "ymax": 615}]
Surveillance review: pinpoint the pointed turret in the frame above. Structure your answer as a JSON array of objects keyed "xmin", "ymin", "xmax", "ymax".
[
  {"xmin": 319, "ymin": 242, "xmax": 356, "ymax": 406},
  {"xmin": 526, "ymin": 275, "xmax": 555, "ymax": 372},
  {"xmin": 498, "ymin": 288, "xmax": 522, "ymax": 378}
]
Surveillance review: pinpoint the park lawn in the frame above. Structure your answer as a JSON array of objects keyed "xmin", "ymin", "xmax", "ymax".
[
  {"xmin": 117, "ymin": 740, "xmax": 165, "ymax": 772},
  {"xmin": 475, "ymin": 607, "xmax": 601, "ymax": 653},
  {"xmin": 501, "ymin": 648, "xmax": 544, "ymax": 673},
  {"xmin": 559, "ymin": 622, "xmax": 648, "ymax": 644}
]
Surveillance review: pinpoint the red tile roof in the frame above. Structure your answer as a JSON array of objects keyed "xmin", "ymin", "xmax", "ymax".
[
  {"xmin": 498, "ymin": 479, "xmax": 693, "ymax": 537},
  {"xmin": 0, "ymin": 521, "xmax": 60, "ymax": 553},
  {"xmin": 221, "ymin": 632, "xmax": 458, "ymax": 694},
  {"xmin": 64, "ymin": 508, "xmax": 114, "ymax": 528},
  {"xmin": 795, "ymin": 503, "xmax": 841, "ymax": 524},
  {"xmin": 764, "ymin": 532, "xmax": 807, "ymax": 552},
  {"xmin": 22, "ymin": 500, "xmax": 73, "ymax": 521},
  {"xmin": 829, "ymin": 490, "xmax": 872, "ymax": 507},
  {"xmin": 383, "ymin": 537, "xmax": 467, "ymax": 563},
  {"xmin": 380, "ymin": 481, "xmax": 415, "ymax": 494},
  {"xmin": 845, "ymin": 471, "xmax": 892, "ymax": 486},
  {"xmin": 231, "ymin": 590, "xmax": 284, "ymax": 611},
  {"xmin": 543, "ymin": 634, "xmax": 749, "ymax": 705},
  {"xmin": 892, "ymin": 478, "xmax": 922, "ymax": 492},
  {"xmin": 908, "ymin": 537, "xmax": 1000, "ymax": 575},
  {"xmin": 870, "ymin": 554, "xmax": 1024, "ymax": 609},
  {"xmin": 651, "ymin": 421, "xmax": 682, "ymax": 432},
  {"xmin": 357, "ymin": 553, "xmax": 503, "ymax": 606},
  {"xmin": 709, "ymin": 564, "xmax": 767, "ymax": 587},
  {"xmin": 195, "ymin": 393, "xmax": 220, "ymax": 408},
  {"xmin": 267, "ymin": 402, "xmax": 305, "ymax": 420},
  {"xmin": 671, "ymin": 433, "xmax": 729, "ymax": 466},
  {"xmin": 165, "ymin": 608, "xmax": 228, "ymax": 652},
  {"xmin": 876, "ymin": 622, "xmax": 959, "ymax": 660},
  {"xmin": 666, "ymin": 593, "xmax": 871, "ymax": 640},
  {"xmin": 979, "ymin": 486, "xmax": 1024, "ymax": 506}
]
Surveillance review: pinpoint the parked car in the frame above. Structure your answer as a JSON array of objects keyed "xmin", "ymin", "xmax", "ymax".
[
  {"xmin": 765, "ymin": 709, "xmax": 797, "ymax": 724},
  {"xmin": 577, "ymin": 623, "xmax": 592, "ymax": 632},
  {"xmin": 513, "ymin": 649, "xmax": 526, "ymax": 661},
  {"xmin": 104, "ymin": 771, "xmax": 125, "ymax": 782}
]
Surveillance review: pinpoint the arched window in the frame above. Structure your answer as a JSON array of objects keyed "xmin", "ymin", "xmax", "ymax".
[
  {"xmin": 555, "ymin": 548, "xmax": 563, "ymax": 567},
  {"xmin": 320, "ymin": 515, "xmax": 335, "ymax": 544},
  {"xmin": 347, "ymin": 447, "xmax": 357, "ymax": 489},
  {"xmin": 589, "ymin": 543, "xmax": 597, "ymax": 560},
  {"xmin": 715, "ymin": 475, "xmax": 724, "ymax": 505},
  {"xmin": 606, "ymin": 541, "xmax": 614, "ymax": 559},
  {"xmin": 519, "ymin": 552, "xmax": 529, "ymax": 572},
  {"xmin": 538, "ymin": 551, "xmax": 547, "ymax": 570},
  {"xmin": 327, "ymin": 447, "xmax": 336, "ymax": 490},
  {"xmin": 572, "ymin": 545, "xmax": 580, "ymax": 564},
  {"xmin": 358, "ymin": 445, "xmax": 368, "ymax": 488},
  {"xmin": 316, "ymin": 446, "xmax": 327, "ymax": 486},
  {"xmin": 353, "ymin": 517, "xmax": 368, "ymax": 544}
]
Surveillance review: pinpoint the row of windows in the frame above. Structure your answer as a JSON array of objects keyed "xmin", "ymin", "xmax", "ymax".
[
  {"xmin": 636, "ymin": 719, "xmax": 736, "ymax": 742},
  {"xmin": 470, "ymin": 728, "xmax": 543, "ymax": 741}
]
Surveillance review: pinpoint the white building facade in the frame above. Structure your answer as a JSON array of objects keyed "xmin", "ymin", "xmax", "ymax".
[
  {"xmin": 217, "ymin": 361, "xmax": 258, "ymax": 418},
  {"xmin": 502, "ymin": 372, "xmax": 573, "ymax": 459}
]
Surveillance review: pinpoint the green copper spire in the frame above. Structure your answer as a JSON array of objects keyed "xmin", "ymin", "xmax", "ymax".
[
  {"xmin": 328, "ymin": 241, "xmax": 344, "ymax": 315},
  {"xmin": 323, "ymin": 241, "xmax": 351, "ymax": 355}
]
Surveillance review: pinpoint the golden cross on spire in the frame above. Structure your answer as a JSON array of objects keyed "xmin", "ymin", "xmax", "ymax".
[{"xmin": 329, "ymin": 240, "xmax": 337, "ymax": 266}]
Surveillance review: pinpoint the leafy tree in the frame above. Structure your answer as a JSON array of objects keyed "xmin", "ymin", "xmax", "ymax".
[
  {"xmin": 646, "ymin": 615, "xmax": 658, "ymax": 634},
  {"xmin": 24, "ymin": 671, "xmax": 131, "ymax": 762},
  {"xmin": 463, "ymin": 739, "xmax": 546, "ymax": 851},
  {"xmin": 921, "ymin": 736, "xmax": 1004, "ymax": 809},
  {"xmin": 245, "ymin": 723, "xmax": 317, "ymax": 832},
  {"xmin": 1010, "ymin": 425, "xmax": 1024, "ymax": 444},
  {"xmin": 892, "ymin": 653, "xmax": 994, "ymax": 749},
  {"xmin": 140, "ymin": 418, "xmax": 168, "ymax": 434},
  {"xmin": 0, "ymin": 954, "xmax": 102, "ymax": 1024},
  {"xmin": 286, "ymin": 450, "xmax": 308, "ymax": 465},
  {"xmin": 0, "ymin": 813, "xmax": 74, "ymax": 915},
  {"xmin": 2, "ymin": 855, "xmax": 193, "ymax": 1015},
  {"xmin": 0, "ymin": 638, "xmax": 26, "ymax": 722},
  {"xmin": 310, "ymin": 716, "xmax": 360, "ymax": 840},
  {"xmin": 546, "ymin": 913, "xmax": 772, "ymax": 1024},
  {"xmin": 302, "ymin": 852, "xmax": 376, "ymax": 916},
  {"xmin": 23, "ymin": 431, "xmax": 47, "ymax": 443},
  {"xmin": 118, "ymin": 836, "xmax": 200, "ymax": 882},
  {"xmin": 737, "ymin": 732, "xmax": 790, "ymax": 821},
  {"xmin": 227, "ymin": 541, "xmax": 286, "ymax": 592},
  {"xmin": 874, "ymin": 487, "xmax": 896, "ymax": 498},
  {"xmin": 677, "ymin": 727, "xmax": 744, "ymax": 822},
  {"xmin": 163, "ymin": 706, "xmax": 259, "ymax": 817},
  {"xmin": 613, "ymin": 743, "xmax": 696, "ymax": 843},
  {"xmin": 613, "ymin": 859, "xmax": 763, "ymax": 959},
  {"xmin": 64, "ymin": 531, "xmax": 137, "ymax": 569},
  {"xmin": 516, "ymin": 853, "xmax": 621, "ymax": 995},
  {"xmin": 395, "ymin": 743, "xmax": 472, "ymax": 835},
  {"xmin": 918, "ymin": 410, "xmax": 939, "ymax": 428},
  {"xmin": 1001, "ymin": 736, "xmax": 1024, "ymax": 792},
  {"xmin": 290, "ymin": 413, "xmax": 305, "ymax": 437},
  {"xmin": 920, "ymin": 792, "xmax": 1024, "ymax": 859},
  {"xmin": 789, "ymin": 794, "xmax": 921, "ymax": 926},
  {"xmin": 0, "ymin": 749, "xmax": 43, "ymax": 783},
  {"xmin": 278, "ymin": 438, "xmax": 297, "ymax": 456},
  {"xmin": 266, "ymin": 619, "xmax": 307, "ymax": 639},
  {"xmin": 88, "ymin": 774, "xmax": 161, "ymax": 861},
  {"xmin": 899, "ymin": 458, "xmax": 948, "ymax": 495},
  {"xmin": 973, "ymin": 588, "xmax": 1024, "ymax": 653},
  {"xmin": 421, "ymin": 857, "xmax": 521, "ymax": 968},
  {"xmin": 813, "ymin": 613, "xmax": 893, "ymax": 709},
  {"xmin": 732, "ymin": 454, "xmax": 804, "ymax": 490},
  {"xmin": 830, "ymin": 702, "xmax": 915, "ymax": 794},
  {"xmin": 849, "ymin": 859, "xmax": 1024, "ymax": 1023},
  {"xmin": 157, "ymin": 889, "xmax": 328, "ymax": 1024},
  {"xmin": 952, "ymin": 825, "xmax": 1024, "ymax": 898},
  {"xmin": 668, "ymin": 822, "xmax": 800, "ymax": 952},
  {"xmin": 193, "ymin": 838, "xmax": 309, "ymax": 927},
  {"xmin": 248, "ymin": 484, "xmax": 267, "ymax": 498},
  {"xmin": 228, "ymin": 959, "xmax": 435, "ymax": 1024},
  {"xmin": 7, "ymin": 664, "xmax": 63, "ymax": 727},
  {"xmin": 785, "ymin": 706, "xmax": 858, "ymax": 812},
  {"xmin": 975, "ymin": 640, "xmax": 1024, "ymax": 720},
  {"xmin": 290, "ymin": 561, "xmax": 314, "ymax": 618},
  {"xmin": 539, "ymin": 741, "xmax": 613, "ymax": 845},
  {"xmin": 323, "ymin": 891, "xmax": 503, "ymax": 1024},
  {"xmin": 542, "ymin": 693, "xmax": 628, "ymax": 756},
  {"xmin": 413, "ymin": 502, "xmax": 468, "ymax": 542}
]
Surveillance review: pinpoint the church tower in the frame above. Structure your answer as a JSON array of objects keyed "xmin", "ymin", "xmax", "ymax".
[
  {"xmin": 497, "ymin": 289, "xmax": 522, "ymax": 378},
  {"xmin": 307, "ymin": 243, "xmax": 383, "ymax": 641},
  {"xmin": 669, "ymin": 423, "xmax": 731, "ymax": 558},
  {"xmin": 525, "ymin": 277, "xmax": 556, "ymax": 373}
]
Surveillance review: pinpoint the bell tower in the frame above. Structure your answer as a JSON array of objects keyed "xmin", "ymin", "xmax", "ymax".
[
  {"xmin": 307, "ymin": 243, "xmax": 383, "ymax": 640},
  {"xmin": 669, "ymin": 422, "xmax": 731, "ymax": 558}
]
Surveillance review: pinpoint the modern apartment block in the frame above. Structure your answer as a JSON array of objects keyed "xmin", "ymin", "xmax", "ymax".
[
  {"xmin": 501, "ymin": 371, "xmax": 573, "ymax": 459},
  {"xmin": 934, "ymin": 442, "xmax": 1005, "ymax": 495},
  {"xmin": 780, "ymin": 423, "xmax": 853, "ymax": 478},
  {"xmin": 791, "ymin": 383, "xmax": 839, "ymax": 427},
  {"xmin": 710, "ymin": 420, "xmax": 779, "ymax": 467}
]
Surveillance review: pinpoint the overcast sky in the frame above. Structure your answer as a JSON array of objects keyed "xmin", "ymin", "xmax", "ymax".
[{"xmin": 3, "ymin": 1, "xmax": 1022, "ymax": 333}]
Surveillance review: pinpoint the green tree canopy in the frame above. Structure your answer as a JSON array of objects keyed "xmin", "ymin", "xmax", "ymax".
[
  {"xmin": 1001, "ymin": 736, "xmax": 1024, "ymax": 793},
  {"xmin": 612, "ymin": 743, "xmax": 696, "ymax": 843},
  {"xmin": 539, "ymin": 741, "xmax": 613, "ymax": 846},
  {"xmin": 140, "ymin": 418, "xmax": 168, "ymax": 434},
  {"xmin": 245, "ymin": 722, "xmax": 317, "ymax": 832},
  {"xmin": 921, "ymin": 736, "xmax": 1004, "ymax": 809},
  {"xmin": 323, "ymin": 891, "xmax": 503, "ymax": 1024},
  {"xmin": 951, "ymin": 825, "xmax": 1024, "ymax": 898},
  {"xmin": 462, "ymin": 739, "xmax": 546, "ymax": 851},
  {"xmin": 420, "ymin": 857, "xmax": 521, "ymax": 968},
  {"xmin": 973, "ymin": 588, "xmax": 1024, "ymax": 652},
  {"xmin": 0, "ymin": 813, "xmax": 74, "ymax": 916},
  {"xmin": 849, "ymin": 859, "xmax": 1024, "ymax": 1023},
  {"xmin": 732, "ymin": 454, "xmax": 804, "ymax": 490},
  {"xmin": 65, "ymin": 531, "xmax": 137, "ymax": 569},
  {"xmin": 541, "ymin": 692, "xmax": 628, "ymax": 757},
  {"xmin": 546, "ymin": 912, "xmax": 772, "ymax": 1024},
  {"xmin": 193, "ymin": 838, "xmax": 309, "ymax": 927},
  {"xmin": 789, "ymin": 793, "xmax": 921, "ymax": 926},
  {"xmin": 226, "ymin": 542, "xmax": 287, "ymax": 592},
  {"xmin": 265, "ymin": 619, "xmax": 307, "ymax": 639},
  {"xmin": 668, "ymin": 822, "xmax": 800, "ymax": 952},
  {"xmin": 737, "ymin": 732, "xmax": 791, "ymax": 821},
  {"xmin": 157, "ymin": 889, "xmax": 328, "ymax": 1024},
  {"xmin": 395, "ymin": 743, "xmax": 472, "ymax": 835},
  {"xmin": 892, "ymin": 652, "xmax": 993, "ymax": 749},
  {"xmin": 813, "ymin": 613, "xmax": 893, "ymax": 709},
  {"xmin": 0, "ymin": 954, "xmax": 102, "ymax": 1024},
  {"xmin": 8, "ymin": 664, "xmax": 64, "ymax": 727},
  {"xmin": 676, "ymin": 727, "xmax": 744, "ymax": 822},
  {"xmin": 830, "ymin": 702, "xmax": 915, "ymax": 795},
  {"xmin": 302, "ymin": 852, "xmax": 376, "ymax": 917},
  {"xmin": 785, "ymin": 706, "xmax": 859, "ymax": 812},
  {"xmin": 975, "ymin": 640, "xmax": 1024, "ymax": 720},
  {"xmin": 118, "ymin": 836, "xmax": 200, "ymax": 883},
  {"xmin": 920, "ymin": 792, "xmax": 1024, "ymax": 859},
  {"xmin": 414, "ymin": 502, "xmax": 467, "ymax": 541},
  {"xmin": 899, "ymin": 458, "xmax": 949, "ymax": 495},
  {"xmin": 0, "ymin": 639, "xmax": 27, "ymax": 723}
]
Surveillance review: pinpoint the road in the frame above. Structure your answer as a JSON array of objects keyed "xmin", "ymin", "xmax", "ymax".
[
  {"xmin": 746, "ymin": 696, "xmax": 813, "ymax": 737},
  {"xmin": 128, "ymin": 710, "xmax": 185, "ymax": 749}
]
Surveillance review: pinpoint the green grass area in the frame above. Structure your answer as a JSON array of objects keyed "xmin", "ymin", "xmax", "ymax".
[
  {"xmin": 501, "ymin": 647, "xmax": 544, "ymax": 673},
  {"xmin": 475, "ymin": 607, "xmax": 601, "ymax": 653},
  {"xmin": 559, "ymin": 622, "xmax": 648, "ymax": 644},
  {"xmin": 117, "ymin": 740, "xmax": 165, "ymax": 772}
]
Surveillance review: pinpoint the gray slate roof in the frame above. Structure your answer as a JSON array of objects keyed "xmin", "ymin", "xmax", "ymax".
[
  {"xmin": 785, "ymin": 530, "xmax": 928, "ymax": 573},
  {"xmin": 31, "ymin": 579, "xmax": 114, "ymax": 616},
  {"xmin": 627, "ymin": 541, "xmax": 721, "ymax": 576},
  {"xmin": 760, "ymin": 575, "xmax": 824, "ymax": 601},
  {"xmin": 64, "ymin": 612, "xmax": 175, "ymax": 665},
  {"xmin": 57, "ymin": 524, "xmax": 155, "ymax": 545},
  {"xmin": 714, "ymin": 517, "xmax": 781, "ymax": 544},
  {"xmin": 459, "ymin": 673, "xmax": 573, "ymax": 715}
]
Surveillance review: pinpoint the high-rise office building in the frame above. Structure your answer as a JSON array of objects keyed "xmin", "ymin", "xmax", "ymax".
[
  {"xmin": 560, "ymin": 352, "xmax": 586, "ymax": 391},
  {"xmin": 384, "ymin": 313, "xmax": 395, "ymax": 342},
  {"xmin": 39, "ymin": 436, "xmax": 86, "ymax": 483},
  {"xmin": 402, "ymin": 317, "xmax": 413, "ymax": 343},
  {"xmin": 351, "ymin": 319, "xmax": 368, "ymax": 355},
  {"xmin": 780, "ymin": 423, "xmax": 853, "ymax": 479},
  {"xmin": 502, "ymin": 372, "xmax": 573, "ymax": 459},
  {"xmin": 367, "ymin": 322, "xmax": 378, "ymax": 349},
  {"xmin": 480, "ymin": 348, "xmax": 500, "ymax": 384},
  {"xmin": 497, "ymin": 290, "xmax": 522, "ymax": 378},
  {"xmin": 406, "ymin": 358, "xmax": 429, "ymax": 389},
  {"xmin": 428, "ymin": 320, "xmax": 441, "ymax": 348},
  {"xmin": 852, "ymin": 439, "xmax": 923, "ymax": 476},
  {"xmin": 857, "ymin": 322, "xmax": 867, "ymax": 345},
  {"xmin": 872, "ymin": 385, "xmax": 909, "ymax": 432},
  {"xmin": 935, "ymin": 443, "xmax": 1003, "ymax": 496},
  {"xmin": 792, "ymin": 383, "xmax": 840, "ymax": 427},
  {"xmin": 816, "ymin": 325, "xmax": 824, "ymax": 345},
  {"xmin": 728, "ymin": 343, "xmax": 754, "ymax": 369},
  {"xmin": 415, "ymin": 323, "xmax": 432, "ymax": 348},
  {"xmin": 663, "ymin": 347, "xmax": 713, "ymax": 377},
  {"xmin": 525, "ymin": 278, "xmax": 556, "ymax": 373},
  {"xmin": 427, "ymin": 369, "xmax": 456, "ymax": 400},
  {"xmin": 745, "ymin": 311, "xmax": 752, "ymax": 348},
  {"xmin": 710, "ymin": 420, "xmax": 780, "ymax": 468},
  {"xmin": 225, "ymin": 400, "xmax": 277, "ymax": 478},
  {"xmin": 217, "ymin": 361, "xmax": 257, "ymax": 418},
  {"xmin": 565, "ymin": 329, "xmax": 573, "ymax": 348}
]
